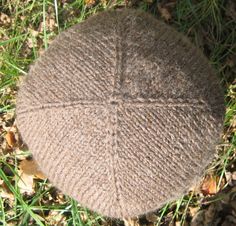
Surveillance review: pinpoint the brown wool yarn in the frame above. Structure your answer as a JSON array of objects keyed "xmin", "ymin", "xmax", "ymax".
[{"xmin": 16, "ymin": 8, "xmax": 225, "ymax": 219}]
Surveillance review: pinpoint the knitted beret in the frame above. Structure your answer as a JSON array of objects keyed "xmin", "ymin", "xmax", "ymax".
[{"xmin": 16, "ymin": 9, "xmax": 225, "ymax": 219}]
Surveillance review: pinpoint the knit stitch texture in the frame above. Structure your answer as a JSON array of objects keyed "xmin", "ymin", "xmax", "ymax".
[{"xmin": 16, "ymin": 8, "xmax": 225, "ymax": 219}]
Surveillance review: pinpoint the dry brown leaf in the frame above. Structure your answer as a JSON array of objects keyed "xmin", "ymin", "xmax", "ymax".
[
  {"xmin": 157, "ymin": 4, "xmax": 172, "ymax": 21},
  {"xmin": 189, "ymin": 207, "xmax": 200, "ymax": 217},
  {"xmin": 123, "ymin": 218, "xmax": 139, "ymax": 226},
  {"xmin": 38, "ymin": 17, "xmax": 56, "ymax": 33},
  {"xmin": 175, "ymin": 221, "xmax": 181, "ymax": 226},
  {"xmin": 80, "ymin": 212, "xmax": 88, "ymax": 222},
  {"xmin": 5, "ymin": 223, "xmax": 16, "ymax": 226},
  {"xmin": 27, "ymin": 37, "xmax": 37, "ymax": 48},
  {"xmin": 18, "ymin": 158, "xmax": 45, "ymax": 195},
  {"xmin": 20, "ymin": 15, "xmax": 26, "ymax": 21},
  {"xmin": 85, "ymin": 0, "xmax": 96, "ymax": 6},
  {"xmin": 46, "ymin": 210, "xmax": 67, "ymax": 225},
  {"xmin": 5, "ymin": 131, "xmax": 17, "ymax": 147},
  {"xmin": 19, "ymin": 159, "xmax": 46, "ymax": 179},
  {"xmin": 0, "ymin": 180, "xmax": 14, "ymax": 200},
  {"xmin": 47, "ymin": 18, "xmax": 56, "ymax": 30},
  {"xmin": 35, "ymin": 171, "xmax": 47, "ymax": 180},
  {"xmin": 231, "ymin": 115, "xmax": 236, "ymax": 128},
  {"xmin": 28, "ymin": 28, "xmax": 39, "ymax": 37},
  {"xmin": 17, "ymin": 170, "xmax": 34, "ymax": 195},
  {"xmin": 0, "ymin": 12, "xmax": 11, "ymax": 25},
  {"xmin": 201, "ymin": 175, "xmax": 218, "ymax": 195}
]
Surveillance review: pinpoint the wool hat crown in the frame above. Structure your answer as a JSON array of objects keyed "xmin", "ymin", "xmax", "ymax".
[{"xmin": 16, "ymin": 9, "xmax": 225, "ymax": 219}]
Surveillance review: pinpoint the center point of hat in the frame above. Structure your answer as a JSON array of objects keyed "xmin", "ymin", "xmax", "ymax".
[
  {"xmin": 108, "ymin": 96, "xmax": 122, "ymax": 105},
  {"xmin": 110, "ymin": 101, "xmax": 118, "ymax": 105}
]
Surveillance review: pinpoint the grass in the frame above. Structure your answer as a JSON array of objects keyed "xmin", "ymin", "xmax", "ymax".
[{"xmin": 0, "ymin": 0, "xmax": 235, "ymax": 225}]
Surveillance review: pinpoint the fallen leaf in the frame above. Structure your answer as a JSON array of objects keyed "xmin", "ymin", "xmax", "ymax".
[
  {"xmin": 46, "ymin": 210, "xmax": 67, "ymax": 225},
  {"xmin": 5, "ymin": 131, "xmax": 17, "ymax": 148},
  {"xmin": 28, "ymin": 28, "xmax": 39, "ymax": 37},
  {"xmin": 201, "ymin": 175, "xmax": 218, "ymax": 196},
  {"xmin": 80, "ymin": 212, "xmax": 88, "ymax": 222},
  {"xmin": 189, "ymin": 207, "xmax": 200, "ymax": 217},
  {"xmin": 19, "ymin": 159, "xmax": 46, "ymax": 179},
  {"xmin": 175, "ymin": 221, "xmax": 181, "ymax": 226},
  {"xmin": 17, "ymin": 170, "xmax": 34, "ymax": 195},
  {"xmin": 5, "ymin": 223, "xmax": 15, "ymax": 226},
  {"xmin": 38, "ymin": 17, "xmax": 56, "ymax": 33},
  {"xmin": 35, "ymin": 171, "xmax": 47, "ymax": 180},
  {"xmin": 157, "ymin": 4, "xmax": 172, "ymax": 21},
  {"xmin": 20, "ymin": 15, "xmax": 26, "ymax": 21},
  {"xmin": 123, "ymin": 218, "xmax": 139, "ymax": 226},
  {"xmin": 225, "ymin": 171, "xmax": 232, "ymax": 185},
  {"xmin": 0, "ymin": 180, "xmax": 14, "ymax": 200},
  {"xmin": 0, "ymin": 12, "xmax": 11, "ymax": 25},
  {"xmin": 85, "ymin": 0, "xmax": 96, "ymax": 6},
  {"xmin": 27, "ymin": 37, "xmax": 37, "ymax": 48},
  {"xmin": 47, "ymin": 18, "xmax": 56, "ymax": 30},
  {"xmin": 231, "ymin": 115, "xmax": 236, "ymax": 128}
]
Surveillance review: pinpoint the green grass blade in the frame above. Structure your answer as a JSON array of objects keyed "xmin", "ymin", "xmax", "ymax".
[{"xmin": 0, "ymin": 168, "xmax": 45, "ymax": 226}]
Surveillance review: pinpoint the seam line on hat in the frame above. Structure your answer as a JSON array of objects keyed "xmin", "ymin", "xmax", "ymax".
[
  {"xmin": 106, "ymin": 104, "xmax": 124, "ymax": 216},
  {"xmin": 16, "ymin": 100, "xmax": 223, "ymax": 115},
  {"xmin": 106, "ymin": 14, "xmax": 125, "ymax": 217}
]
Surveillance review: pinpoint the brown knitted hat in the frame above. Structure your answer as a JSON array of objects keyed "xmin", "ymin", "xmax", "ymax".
[{"xmin": 16, "ymin": 9, "xmax": 225, "ymax": 219}]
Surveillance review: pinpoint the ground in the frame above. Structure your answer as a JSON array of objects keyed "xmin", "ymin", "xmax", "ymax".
[{"xmin": 0, "ymin": 0, "xmax": 236, "ymax": 225}]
